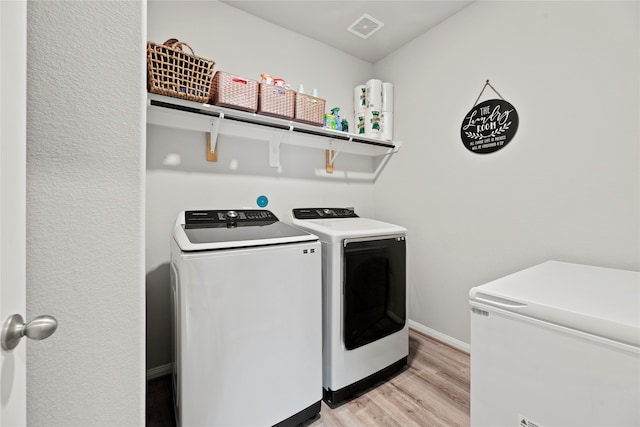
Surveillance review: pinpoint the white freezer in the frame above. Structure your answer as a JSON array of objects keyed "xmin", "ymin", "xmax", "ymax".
[{"xmin": 469, "ymin": 260, "xmax": 640, "ymax": 427}]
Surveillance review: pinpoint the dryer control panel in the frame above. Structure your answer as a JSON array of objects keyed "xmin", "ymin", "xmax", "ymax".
[
  {"xmin": 293, "ymin": 208, "xmax": 359, "ymax": 219},
  {"xmin": 185, "ymin": 209, "xmax": 278, "ymax": 228}
]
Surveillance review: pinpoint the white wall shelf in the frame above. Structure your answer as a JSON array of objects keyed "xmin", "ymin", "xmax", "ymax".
[{"xmin": 146, "ymin": 93, "xmax": 400, "ymax": 172}]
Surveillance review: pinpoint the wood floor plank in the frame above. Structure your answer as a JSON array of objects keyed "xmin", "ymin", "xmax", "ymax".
[
  {"xmin": 346, "ymin": 394, "xmax": 404, "ymax": 427},
  {"xmin": 393, "ymin": 369, "xmax": 468, "ymax": 426},
  {"xmin": 369, "ymin": 380, "xmax": 445, "ymax": 427},
  {"xmin": 305, "ymin": 328, "xmax": 470, "ymax": 427}
]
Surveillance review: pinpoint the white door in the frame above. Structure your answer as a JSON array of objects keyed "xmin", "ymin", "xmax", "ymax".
[{"xmin": 1, "ymin": 1, "xmax": 28, "ymax": 425}]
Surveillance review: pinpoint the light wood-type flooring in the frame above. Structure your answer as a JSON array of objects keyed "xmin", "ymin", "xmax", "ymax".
[{"xmin": 146, "ymin": 328, "xmax": 470, "ymax": 427}]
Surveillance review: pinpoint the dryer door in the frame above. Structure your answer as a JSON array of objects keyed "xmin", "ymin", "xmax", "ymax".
[{"xmin": 343, "ymin": 235, "xmax": 406, "ymax": 350}]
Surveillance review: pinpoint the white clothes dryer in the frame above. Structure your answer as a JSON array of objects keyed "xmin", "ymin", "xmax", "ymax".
[
  {"xmin": 292, "ymin": 207, "xmax": 408, "ymax": 405},
  {"xmin": 171, "ymin": 209, "xmax": 322, "ymax": 426}
]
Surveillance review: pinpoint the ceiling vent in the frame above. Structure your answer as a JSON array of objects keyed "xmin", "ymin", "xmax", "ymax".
[{"xmin": 347, "ymin": 13, "xmax": 384, "ymax": 39}]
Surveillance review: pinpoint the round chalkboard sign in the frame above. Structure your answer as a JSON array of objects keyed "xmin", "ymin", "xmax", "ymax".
[{"xmin": 460, "ymin": 99, "xmax": 519, "ymax": 154}]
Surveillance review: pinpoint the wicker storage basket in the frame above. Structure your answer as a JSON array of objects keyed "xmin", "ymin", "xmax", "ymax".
[
  {"xmin": 147, "ymin": 40, "xmax": 215, "ymax": 103},
  {"xmin": 294, "ymin": 93, "xmax": 326, "ymax": 126},
  {"xmin": 209, "ymin": 71, "xmax": 259, "ymax": 112},
  {"xmin": 258, "ymin": 84, "xmax": 295, "ymax": 119}
]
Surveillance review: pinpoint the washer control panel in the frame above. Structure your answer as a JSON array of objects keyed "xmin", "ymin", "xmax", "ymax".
[
  {"xmin": 185, "ymin": 209, "xmax": 277, "ymax": 228},
  {"xmin": 292, "ymin": 208, "xmax": 359, "ymax": 219}
]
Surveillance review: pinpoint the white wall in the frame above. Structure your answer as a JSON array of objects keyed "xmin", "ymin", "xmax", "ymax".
[
  {"xmin": 26, "ymin": 1, "xmax": 145, "ymax": 425},
  {"xmin": 146, "ymin": 1, "xmax": 375, "ymax": 370},
  {"xmin": 373, "ymin": 1, "xmax": 640, "ymax": 346}
]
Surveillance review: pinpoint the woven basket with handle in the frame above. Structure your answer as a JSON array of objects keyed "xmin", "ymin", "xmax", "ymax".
[{"xmin": 147, "ymin": 39, "xmax": 215, "ymax": 103}]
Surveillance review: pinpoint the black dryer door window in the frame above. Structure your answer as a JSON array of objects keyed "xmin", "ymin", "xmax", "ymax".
[{"xmin": 343, "ymin": 236, "xmax": 406, "ymax": 350}]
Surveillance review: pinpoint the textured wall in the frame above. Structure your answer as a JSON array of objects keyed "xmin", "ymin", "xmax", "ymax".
[
  {"xmin": 26, "ymin": 1, "xmax": 145, "ymax": 425},
  {"xmin": 373, "ymin": 1, "xmax": 640, "ymax": 346}
]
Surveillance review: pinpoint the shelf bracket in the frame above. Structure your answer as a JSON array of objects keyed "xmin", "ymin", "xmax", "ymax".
[
  {"xmin": 206, "ymin": 113, "xmax": 223, "ymax": 162},
  {"xmin": 392, "ymin": 140, "xmax": 403, "ymax": 153},
  {"xmin": 325, "ymin": 138, "xmax": 347, "ymax": 173},
  {"xmin": 370, "ymin": 141, "xmax": 401, "ymax": 181},
  {"xmin": 269, "ymin": 131, "xmax": 284, "ymax": 168}
]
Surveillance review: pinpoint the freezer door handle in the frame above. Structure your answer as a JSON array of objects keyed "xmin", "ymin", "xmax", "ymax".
[{"xmin": 472, "ymin": 292, "xmax": 527, "ymax": 309}]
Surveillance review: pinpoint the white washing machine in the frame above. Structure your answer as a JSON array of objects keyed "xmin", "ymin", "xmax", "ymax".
[
  {"xmin": 291, "ymin": 207, "xmax": 408, "ymax": 405},
  {"xmin": 170, "ymin": 209, "xmax": 322, "ymax": 426}
]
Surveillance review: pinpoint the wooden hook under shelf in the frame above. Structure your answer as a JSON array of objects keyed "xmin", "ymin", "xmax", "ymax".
[
  {"xmin": 206, "ymin": 132, "xmax": 217, "ymax": 162},
  {"xmin": 206, "ymin": 114, "xmax": 223, "ymax": 162},
  {"xmin": 325, "ymin": 149, "xmax": 334, "ymax": 173}
]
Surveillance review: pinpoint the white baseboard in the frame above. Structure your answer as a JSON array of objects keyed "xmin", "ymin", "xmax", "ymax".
[
  {"xmin": 146, "ymin": 363, "xmax": 173, "ymax": 380},
  {"xmin": 408, "ymin": 320, "xmax": 470, "ymax": 354}
]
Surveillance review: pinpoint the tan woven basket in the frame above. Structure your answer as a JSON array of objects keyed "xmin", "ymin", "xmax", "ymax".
[
  {"xmin": 147, "ymin": 40, "xmax": 215, "ymax": 103},
  {"xmin": 209, "ymin": 71, "xmax": 259, "ymax": 112},
  {"xmin": 294, "ymin": 93, "xmax": 326, "ymax": 126},
  {"xmin": 258, "ymin": 84, "xmax": 295, "ymax": 119}
]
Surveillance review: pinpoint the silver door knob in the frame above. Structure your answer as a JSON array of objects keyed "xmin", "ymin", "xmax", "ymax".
[{"xmin": 1, "ymin": 314, "xmax": 57, "ymax": 351}]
